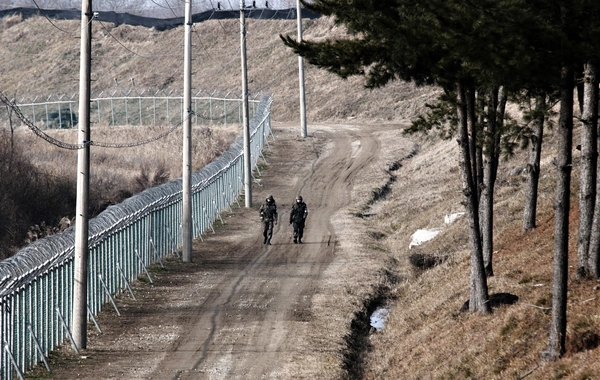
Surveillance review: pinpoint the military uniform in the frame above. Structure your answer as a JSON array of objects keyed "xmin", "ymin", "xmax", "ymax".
[
  {"xmin": 259, "ymin": 195, "xmax": 278, "ymax": 245},
  {"xmin": 289, "ymin": 195, "xmax": 308, "ymax": 244}
]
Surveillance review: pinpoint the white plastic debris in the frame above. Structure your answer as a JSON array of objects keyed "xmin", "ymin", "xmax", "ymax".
[
  {"xmin": 444, "ymin": 212, "xmax": 465, "ymax": 225},
  {"xmin": 370, "ymin": 307, "xmax": 391, "ymax": 331},
  {"xmin": 409, "ymin": 228, "xmax": 442, "ymax": 249}
]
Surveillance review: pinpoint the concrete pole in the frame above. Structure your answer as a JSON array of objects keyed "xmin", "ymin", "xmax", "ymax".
[
  {"xmin": 241, "ymin": 0, "xmax": 252, "ymax": 207},
  {"xmin": 73, "ymin": 0, "xmax": 93, "ymax": 349},
  {"xmin": 182, "ymin": 0, "xmax": 193, "ymax": 262},
  {"xmin": 296, "ymin": 0, "xmax": 307, "ymax": 138}
]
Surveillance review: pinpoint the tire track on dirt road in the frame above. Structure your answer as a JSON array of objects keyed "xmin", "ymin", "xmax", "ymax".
[
  {"xmin": 38, "ymin": 123, "xmax": 405, "ymax": 380},
  {"xmin": 150, "ymin": 124, "xmax": 381, "ymax": 379},
  {"xmin": 237, "ymin": 127, "xmax": 380, "ymax": 380}
]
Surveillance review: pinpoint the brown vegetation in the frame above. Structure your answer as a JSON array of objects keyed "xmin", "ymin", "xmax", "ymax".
[
  {"xmin": 1, "ymin": 12, "xmax": 599, "ymax": 379},
  {"xmin": 0, "ymin": 129, "xmax": 76, "ymax": 258},
  {"xmin": 0, "ymin": 123, "xmax": 238, "ymax": 255},
  {"xmin": 0, "ymin": 13, "xmax": 432, "ymax": 256},
  {"xmin": 361, "ymin": 129, "xmax": 600, "ymax": 378}
]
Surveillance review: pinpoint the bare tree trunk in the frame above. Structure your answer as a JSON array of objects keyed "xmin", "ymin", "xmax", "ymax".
[
  {"xmin": 523, "ymin": 96, "xmax": 546, "ymax": 233},
  {"xmin": 477, "ymin": 92, "xmax": 485, "ymax": 271},
  {"xmin": 586, "ymin": 64, "xmax": 600, "ymax": 278},
  {"xmin": 481, "ymin": 88, "xmax": 499, "ymax": 277},
  {"xmin": 590, "ymin": 156, "xmax": 600, "ymax": 277},
  {"xmin": 476, "ymin": 92, "xmax": 485, "ymax": 204},
  {"xmin": 476, "ymin": 146, "xmax": 483, "ymax": 202},
  {"xmin": 542, "ymin": 65, "xmax": 573, "ymax": 362},
  {"xmin": 456, "ymin": 82, "xmax": 491, "ymax": 315},
  {"xmin": 467, "ymin": 88, "xmax": 479, "ymax": 200},
  {"xmin": 495, "ymin": 87, "xmax": 508, "ymax": 148},
  {"xmin": 494, "ymin": 88, "xmax": 508, "ymax": 181},
  {"xmin": 577, "ymin": 62, "xmax": 598, "ymax": 279}
]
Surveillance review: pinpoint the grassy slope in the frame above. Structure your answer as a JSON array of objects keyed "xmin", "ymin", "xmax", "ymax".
[
  {"xmin": 1, "ymin": 13, "xmax": 598, "ymax": 379},
  {"xmin": 0, "ymin": 13, "xmax": 436, "ymax": 123},
  {"xmin": 364, "ymin": 129, "xmax": 600, "ymax": 379}
]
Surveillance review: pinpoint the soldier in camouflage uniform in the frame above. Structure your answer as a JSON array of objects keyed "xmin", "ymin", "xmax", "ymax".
[
  {"xmin": 259, "ymin": 195, "xmax": 278, "ymax": 245},
  {"xmin": 289, "ymin": 195, "xmax": 308, "ymax": 244}
]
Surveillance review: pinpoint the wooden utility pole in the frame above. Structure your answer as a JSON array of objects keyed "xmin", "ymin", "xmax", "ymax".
[
  {"xmin": 182, "ymin": 0, "xmax": 193, "ymax": 262},
  {"xmin": 241, "ymin": 0, "xmax": 252, "ymax": 207},
  {"xmin": 296, "ymin": 0, "xmax": 307, "ymax": 137},
  {"xmin": 73, "ymin": 0, "xmax": 93, "ymax": 349}
]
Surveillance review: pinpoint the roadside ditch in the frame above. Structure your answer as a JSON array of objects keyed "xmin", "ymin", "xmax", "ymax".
[{"xmin": 340, "ymin": 148, "xmax": 418, "ymax": 379}]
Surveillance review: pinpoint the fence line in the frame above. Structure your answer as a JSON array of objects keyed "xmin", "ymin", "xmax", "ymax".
[
  {"xmin": 0, "ymin": 7, "xmax": 321, "ymax": 31},
  {"xmin": 0, "ymin": 94, "xmax": 273, "ymax": 380},
  {"xmin": 1, "ymin": 90, "xmax": 261, "ymax": 130}
]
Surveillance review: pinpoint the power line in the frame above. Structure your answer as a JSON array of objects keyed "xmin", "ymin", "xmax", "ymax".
[
  {"xmin": 191, "ymin": 23, "xmax": 219, "ymax": 63},
  {"xmin": 149, "ymin": 0, "xmax": 234, "ymax": 65},
  {"xmin": 252, "ymin": 56, "xmax": 295, "ymax": 93},
  {"xmin": 97, "ymin": 19, "xmax": 182, "ymax": 59},
  {"xmin": 155, "ymin": 0, "xmax": 183, "ymax": 16},
  {"xmin": 1, "ymin": 90, "xmax": 85, "ymax": 149},
  {"xmin": 206, "ymin": 0, "xmax": 238, "ymax": 35},
  {"xmin": 30, "ymin": 0, "xmax": 94, "ymax": 35},
  {"xmin": 0, "ymin": 90, "xmax": 187, "ymax": 150},
  {"xmin": 92, "ymin": 118, "xmax": 184, "ymax": 148}
]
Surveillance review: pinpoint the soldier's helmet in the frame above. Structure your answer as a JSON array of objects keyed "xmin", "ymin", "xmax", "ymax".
[
  {"xmin": 296, "ymin": 195, "xmax": 303, "ymax": 202},
  {"xmin": 266, "ymin": 195, "xmax": 274, "ymax": 202}
]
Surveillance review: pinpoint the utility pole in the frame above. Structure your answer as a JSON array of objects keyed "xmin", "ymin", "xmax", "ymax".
[
  {"xmin": 182, "ymin": 0, "xmax": 193, "ymax": 262},
  {"xmin": 73, "ymin": 0, "xmax": 93, "ymax": 349},
  {"xmin": 296, "ymin": 0, "xmax": 307, "ymax": 138},
  {"xmin": 240, "ymin": 0, "xmax": 252, "ymax": 207}
]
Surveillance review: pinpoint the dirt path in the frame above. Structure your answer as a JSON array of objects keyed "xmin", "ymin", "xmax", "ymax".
[{"xmin": 40, "ymin": 122, "xmax": 413, "ymax": 380}]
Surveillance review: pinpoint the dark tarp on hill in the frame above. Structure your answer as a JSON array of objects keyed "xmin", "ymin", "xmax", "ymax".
[{"xmin": 0, "ymin": 7, "xmax": 321, "ymax": 31}]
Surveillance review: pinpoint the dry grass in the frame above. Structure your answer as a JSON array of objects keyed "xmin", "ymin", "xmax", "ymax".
[
  {"xmin": 1, "ymin": 12, "xmax": 599, "ymax": 379},
  {"xmin": 0, "ymin": 15, "xmax": 439, "ymax": 124},
  {"xmin": 14, "ymin": 123, "xmax": 237, "ymax": 214},
  {"xmin": 362, "ymin": 124, "xmax": 600, "ymax": 379},
  {"xmin": 17, "ymin": 124, "xmax": 238, "ymax": 179},
  {"xmin": 0, "ymin": 14, "xmax": 438, "ymax": 252}
]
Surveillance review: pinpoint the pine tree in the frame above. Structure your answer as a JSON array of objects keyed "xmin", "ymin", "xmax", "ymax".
[
  {"xmin": 281, "ymin": 0, "xmax": 541, "ymax": 314},
  {"xmin": 284, "ymin": 0, "xmax": 600, "ymax": 359}
]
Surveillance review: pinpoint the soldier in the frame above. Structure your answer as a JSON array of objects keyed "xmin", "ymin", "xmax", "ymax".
[
  {"xmin": 289, "ymin": 195, "xmax": 308, "ymax": 244},
  {"xmin": 259, "ymin": 195, "xmax": 278, "ymax": 245}
]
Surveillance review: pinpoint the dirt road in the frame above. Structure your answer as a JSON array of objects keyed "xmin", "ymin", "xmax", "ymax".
[{"xmin": 41, "ymin": 122, "xmax": 414, "ymax": 379}]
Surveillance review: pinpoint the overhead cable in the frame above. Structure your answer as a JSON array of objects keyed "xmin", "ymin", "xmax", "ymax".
[
  {"xmin": 0, "ymin": 90, "xmax": 185, "ymax": 150},
  {"xmin": 30, "ymin": 0, "xmax": 95, "ymax": 35}
]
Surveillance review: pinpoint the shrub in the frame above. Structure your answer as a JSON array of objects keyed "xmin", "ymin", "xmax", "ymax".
[{"xmin": 0, "ymin": 130, "xmax": 76, "ymax": 259}]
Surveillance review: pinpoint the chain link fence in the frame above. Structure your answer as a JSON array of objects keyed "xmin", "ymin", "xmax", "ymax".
[
  {"xmin": 2, "ymin": 89, "xmax": 261, "ymax": 130},
  {"xmin": 0, "ymin": 94, "xmax": 273, "ymax": 380}
]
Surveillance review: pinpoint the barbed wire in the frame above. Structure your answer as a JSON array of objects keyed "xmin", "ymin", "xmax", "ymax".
[
  {"xmin": 0, "ymin": 90, "xmax": 85, "ymax": 150},
  {"xmin": 92, "ymin": 116, "xmax": 185, "ymax": 148},
  {"xmin": 194, "ymin": 104, "xmax": 241, "ymax": 121},
  {"xmin": 0, "ymin": 90, "xmax": 188, "ymax": 150}
]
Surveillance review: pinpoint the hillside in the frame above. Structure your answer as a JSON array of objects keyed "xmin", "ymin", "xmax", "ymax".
[
  {"xmin": 2, "ymin": 12, "xmax": 600, "ymax": 380},
  {"xmin": 0, "ymin": 12, "xmax": 437, "ymax": 123}
]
